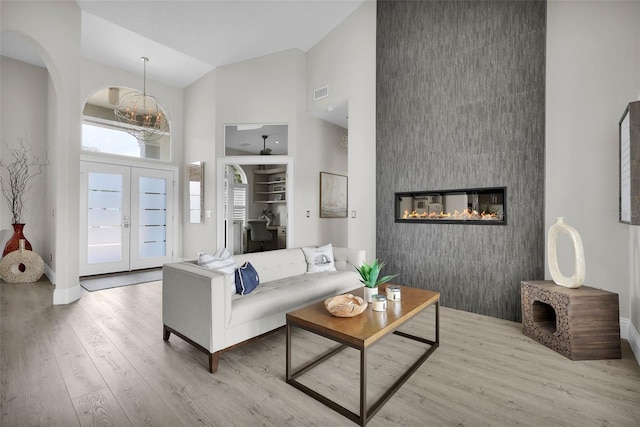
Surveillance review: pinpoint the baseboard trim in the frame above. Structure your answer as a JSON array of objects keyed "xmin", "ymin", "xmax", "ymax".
[
  {"xmin": 44, "ymin": 263, "xmax": 55, "ymax": 284},
  {"xmin": 621, "ymin": 317, "xmax": 629, "ymax": 340},
  {"xmin": 623, "ymin": 317, "xmax": 640, "ymax": 367},
  {"xmin": 53, "ymin": 284, "xmax": 81, "ymax": 305}
]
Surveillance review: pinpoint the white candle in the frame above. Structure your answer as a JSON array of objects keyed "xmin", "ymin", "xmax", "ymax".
[
  {"xmin": 386, "ymin": 285, "xmax": 401, "ymax": 301},
  {"xmin": 372, "ymin": 294, "xmax": 387, "ymax": 311}
]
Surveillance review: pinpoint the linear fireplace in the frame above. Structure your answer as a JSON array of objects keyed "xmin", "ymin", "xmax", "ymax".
[{"xmin": 395, "ymin": 187, "xmax": 506, "ymax": 225}]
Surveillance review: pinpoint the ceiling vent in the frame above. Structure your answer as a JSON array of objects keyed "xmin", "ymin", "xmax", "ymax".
[{"xmin": 313, "ymin": 85, "xmax": 329, "ymax": 101}]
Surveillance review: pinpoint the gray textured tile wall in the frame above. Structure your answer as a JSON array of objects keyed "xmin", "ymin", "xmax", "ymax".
[{"xmin": 376, "ymin": 0, "xmax": 546, "ymax": 321}]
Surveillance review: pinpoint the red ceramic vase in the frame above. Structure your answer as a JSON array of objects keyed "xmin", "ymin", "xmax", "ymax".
[{"xmin": 3, "ymin": 223, "xmax": 32, "ymax": 257}]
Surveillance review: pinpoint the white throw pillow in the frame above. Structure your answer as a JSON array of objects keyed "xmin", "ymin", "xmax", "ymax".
[
  {"xmin": 302, "ymin": 243, "xmax": 337, "ymax": 273},
  {"xmin": 197, "ymin": 247, "xmax": 237, "ymax": 294}
]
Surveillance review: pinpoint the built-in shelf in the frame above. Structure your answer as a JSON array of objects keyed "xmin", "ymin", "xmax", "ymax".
[
  {"xmin": 253, "ymin": 166, "xmax": 287, "ymax": 204},
  {"xmin": 255, "ymin": 180, "xmax": 287, "ymax": 185},
  {"xmin": 254, "ymin": 167, "xmax": 286, "ymax": 175}
]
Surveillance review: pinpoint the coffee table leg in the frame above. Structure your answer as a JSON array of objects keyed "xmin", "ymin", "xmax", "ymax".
[
  {"xmin": 360, "ymin": 348, "xmax": 367, "ymax": 426},
  {"xmin": 286, "ymin": 322, "xmax": 291, "ymax": 380},
  {"xmin": 436, "ymin": 301, "xmax": 440, "ymax": 344}
]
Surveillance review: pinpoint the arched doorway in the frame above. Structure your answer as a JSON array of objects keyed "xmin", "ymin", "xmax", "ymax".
[{"xmin": 79, "ymin": 87, "xmax": 176, "ymax": 276}]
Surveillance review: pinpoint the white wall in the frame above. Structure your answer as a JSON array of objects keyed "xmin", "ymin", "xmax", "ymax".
[
  {"xmin": 306, "ymin": 0, "xmax": 377, "ymax": 260},
  {"xmin": 183, "ymin": 47, "xmax": 353, "ymax": 255},
  {"xmin": 1, "ymin": 0, "xmax": 82, "ymax": 304},
  {"xmin": 189, "ymin": 49, "xmax": 305, "ymax": 253},
  {"xmin": 183, "ymin": 68, "xmax": 217, "ymax": 258},
  {"xmin": 308, "ymin": 117, "xmax": 348, "ymax": 247},
  {"xmin": 546, "ymin": 1, "xmax": 640, "ymax": 329},
  {"xmin": 2, "ymin": 2, "xmax": 186, "ymax": 302},
  {"xmin": 214, "ymin": 49, "xmax": 304, "ymax": 252},
  {"xmin": 631, "ymin": 13, "xmax": 640, "ymax": 359},
  {"xmin": 0, "ymin": 57, "xmax": 49, "ymax": 256},
  {"xmin": 183, "ymin": 1, "xmax": 375, "ymax": 256},
  {"xmin": 81, "ymin": 58, "xmax": 185, "ymax": 258}
]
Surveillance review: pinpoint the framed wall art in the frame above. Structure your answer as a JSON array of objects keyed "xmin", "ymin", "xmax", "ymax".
[
  {"xmin": 320, "ymin": 172, "xmax": 348, "ymax": 218},
  {"xmin": 620, "ymin": 100, "xmax": 640, "ymax": 224}
]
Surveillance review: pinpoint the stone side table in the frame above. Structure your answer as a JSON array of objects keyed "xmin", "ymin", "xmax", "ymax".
[{"xmin": 521, "ymin": 280, "xmax": 621, "ymax": 360}]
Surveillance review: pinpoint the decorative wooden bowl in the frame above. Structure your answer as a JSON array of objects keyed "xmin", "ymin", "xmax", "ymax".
[{"xmin": 324, "ymin": 293, "xmax": 368, "ymax": 317}]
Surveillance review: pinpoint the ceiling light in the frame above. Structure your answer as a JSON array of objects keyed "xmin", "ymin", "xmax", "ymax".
[
  {"xmin": 114, "ymin": 57, "xmax": 170, "ymax": 142},
  {"xmin": 260, "ymin": 135, "xmax": 272, "ymax": 155}
]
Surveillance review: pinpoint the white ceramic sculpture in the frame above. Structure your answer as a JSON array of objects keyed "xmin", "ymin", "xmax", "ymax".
[{"xmin": 547, "ymin": 217, "xmax": 585, "ymax": 288}]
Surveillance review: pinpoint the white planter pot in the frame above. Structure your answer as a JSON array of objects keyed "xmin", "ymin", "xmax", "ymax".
[{"xmin": 363, "ymin": 286, "xmax": 378, "ymax": 303}]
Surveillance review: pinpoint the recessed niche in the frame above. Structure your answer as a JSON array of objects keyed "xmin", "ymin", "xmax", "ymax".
[
  {"xmin": 532, "ymin": 301, "xmax": 556, "ymax": 333},
  {"xmin": 395, "ymin": 187, "xmax": 506, "ymax": 225}
]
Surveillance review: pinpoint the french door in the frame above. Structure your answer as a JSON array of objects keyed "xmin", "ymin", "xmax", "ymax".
[{"xmin": 79, "ymin": 161, "xmax": 175, "ymax": 276}]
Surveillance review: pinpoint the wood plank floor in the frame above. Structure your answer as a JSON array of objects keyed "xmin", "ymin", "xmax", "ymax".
[{"xmin": 2, "ymin": 278, "xmax": 639, "ymax": 426}]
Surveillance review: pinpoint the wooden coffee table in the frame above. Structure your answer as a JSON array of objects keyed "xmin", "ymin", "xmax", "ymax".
[{"xmin": 286, "ymin": 284, "xmax": 440, "ymax": 426}]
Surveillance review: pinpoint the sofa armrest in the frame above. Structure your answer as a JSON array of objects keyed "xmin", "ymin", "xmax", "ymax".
[
  {"xmin": 162, "ymin": 262, "xmax": 228, "ymax": 353},
  {"xmin": 333, "ymin": 247, "xmax": 366, "ymax": 272}
]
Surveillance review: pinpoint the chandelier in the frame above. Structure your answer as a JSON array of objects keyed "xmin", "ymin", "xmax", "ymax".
[{"xmin": 114, "ymin": 57, "xmax": 170, "ymax": 142}]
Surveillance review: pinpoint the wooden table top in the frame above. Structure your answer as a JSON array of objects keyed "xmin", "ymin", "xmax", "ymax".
[{"xmin": 286, "ymin": 284, "xmax": 440, "ymax": 349}]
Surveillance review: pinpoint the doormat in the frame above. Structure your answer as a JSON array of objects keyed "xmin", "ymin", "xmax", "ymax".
[{"xmin": 80, "ymin": 269, "xmax": 162, "ymax": 292}]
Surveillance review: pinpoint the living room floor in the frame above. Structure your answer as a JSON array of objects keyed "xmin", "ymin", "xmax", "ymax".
[{"xmin": 2, "ymin": 278, "xmax": 639, "ymax": 426}]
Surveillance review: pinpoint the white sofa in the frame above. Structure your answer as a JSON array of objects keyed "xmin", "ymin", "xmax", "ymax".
[{"xmin": 162, "ymin": 246, "xmax": 365, "ymax": 372}]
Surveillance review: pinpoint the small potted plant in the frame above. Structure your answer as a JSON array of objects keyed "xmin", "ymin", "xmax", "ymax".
[{"xmin": 356, "ymin": 259, "xmax": 397, "ymax": 303}]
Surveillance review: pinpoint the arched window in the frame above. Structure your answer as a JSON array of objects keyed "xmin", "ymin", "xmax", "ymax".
[{"xmin": 82, "ymin": 87, "xmax": 170, "ymax": 161}]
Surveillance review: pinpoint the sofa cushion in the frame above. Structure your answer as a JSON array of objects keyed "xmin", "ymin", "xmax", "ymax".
[
  {"xmin": 229, "ymin": 270, "xmax": 361, "ymax": 327},
  {"xmin": 198, "ymin": 247, "xmax": 236, "ymax": 294},
  {"xmin": 234, "ymin": 248, "xmax": 307, "ymax": 283},
  {"xmin": 198, "ymin": 248, "xmax": 235, "ymax": 272},
  {"xmin": 301, "ymin": 243, "xmax": 337, "ymax": 273}
]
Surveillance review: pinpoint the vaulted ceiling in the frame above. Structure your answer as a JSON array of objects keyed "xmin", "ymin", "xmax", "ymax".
[{"xmin": 77, "ymin": 0, "xmax": 365, "ymax": 88}]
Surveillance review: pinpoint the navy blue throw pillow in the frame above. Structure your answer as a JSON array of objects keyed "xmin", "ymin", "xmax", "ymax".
[{"xmin": 235, "ymin": 262, "xmax": 260, "ymax": 295}]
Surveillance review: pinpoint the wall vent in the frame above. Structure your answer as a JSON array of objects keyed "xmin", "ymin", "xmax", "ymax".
[{"xmin": 313, "ymin": 85, "xmax": 329, "ymax": 101}]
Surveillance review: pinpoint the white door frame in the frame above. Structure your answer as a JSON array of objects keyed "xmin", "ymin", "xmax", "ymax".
[
  {"xmin": 79, "ymin": 162, "xmax": 131, "ymax": 276},
  {"xmin": 217, "ymin": 156, "xmax": 293, "ymax": 251},
  {"xmin": 80, "ymin": 155, "xmax": 178, "ymax": 274},
  {"xmin": 130, "ymin": 167, "xmax": 175, "ymax": 270}
]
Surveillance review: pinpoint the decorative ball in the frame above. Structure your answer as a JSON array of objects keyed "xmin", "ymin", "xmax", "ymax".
[{"xmin": 1, "ymin": 249, "xmax": 45, "ymax": 283}]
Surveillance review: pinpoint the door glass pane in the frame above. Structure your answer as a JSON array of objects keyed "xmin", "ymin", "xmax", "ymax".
[
  {"xmin": 138, "ymin": 176, "xmax": 167, "ymax": 259},
  {"xmin": 87, "ymin": 172, "xmax": 123, "ymax": 264}
]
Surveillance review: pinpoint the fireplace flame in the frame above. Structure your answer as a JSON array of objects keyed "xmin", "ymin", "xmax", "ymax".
[{"xmin": 403, "ymin": 209, "xmax": 498, "ymax": 221}]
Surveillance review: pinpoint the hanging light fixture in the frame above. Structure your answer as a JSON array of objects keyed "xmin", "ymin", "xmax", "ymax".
[
  {"xmin": 114, "ymin": 57, "xmax": 170, "ymax": 142},
  {"xmin": 260, "ymin": 135, "xmax": 272, "ymax": 155}
]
